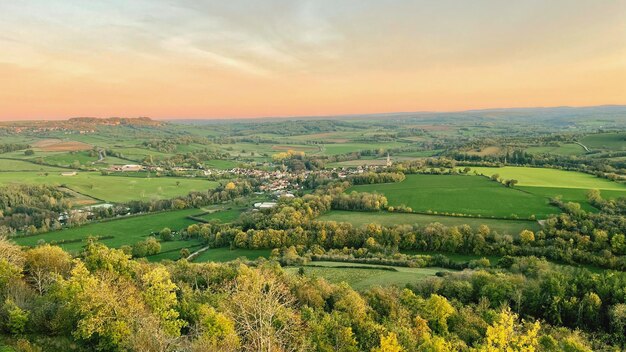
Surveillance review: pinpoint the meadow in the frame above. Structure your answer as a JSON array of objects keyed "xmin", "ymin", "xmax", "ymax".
[
  {"xmin": 195, "ymin": 208, "xmax": 243, "ymax": 223},
  {"xmin": 470, "ymin": 166, "xmax": 626, "ymax": 190},
  {"xmin": 318, "ymin": 210, "xmax": 539, "ymax": 234},
  {"xmin": 285, "ymin": 261, "xmax": 451, "ymax": 290},
  {"xmin": 580, "ymin": 132, "xmax": 626, "ymax": 151},
  {"xmin": 11, "ymin": 208, "xmax": 243, "ymax": 260},
  {"xmin": 0, "ymin": 158, "xmax": 65, "ymax": 172},
  {"xmin": 0, "ymin": 171, "xmax": 218, "ymax": 202},
  {"xmin": 526, "ymin": 143, "xmax": 587, "ymax": 156},
  {"xmin": 518, "ymin": 186, "xmax": 626, "ymax": 211},
  {"xmin": 12, "ymin": 208, "xmax": 201, "ymax": 253},
  {"xmin": 349, "ymin": 174, "xmax": 558, "ymax": 219}
]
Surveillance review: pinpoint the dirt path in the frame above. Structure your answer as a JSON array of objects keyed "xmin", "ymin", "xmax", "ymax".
[{"xmin": 574, "ymin": 141, "xmax": 590, "ymax": 152}]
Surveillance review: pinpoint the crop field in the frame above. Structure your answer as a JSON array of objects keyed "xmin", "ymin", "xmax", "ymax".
[
  {"xmin": 285, "ymin": 261, "xmax": 451, "ymax": 290},
  {"xmin": 349, "ymin": 174, "xmax": 558, "ymax": 219},
  {"xmin": 318, "ymin": 210, "xmax": 539, "ymax": 234},
  {"xmin": 470, "ymin": 166, "xmax": 626, "ymax": 190},
  {"xmin": 0, "ymin": 171, "xmax": 218, "ymax": 202},
  {"xmin": 32, "ymin": 139, "xmax": 92, "ymax": 151},
  {"xmin": 271, "ymin": 144, "xmax": 322, "ymax": 153},
  {"xmin": 464, "ymin": 146, "xmax": 501, "ymax": 156},
  {"xmin": 12, "ymin": 208, "xmax": 201, "ymax": 253},
  {"xmin": 191, "ymin": 248, "xmax": 272, "ymax": 262}
]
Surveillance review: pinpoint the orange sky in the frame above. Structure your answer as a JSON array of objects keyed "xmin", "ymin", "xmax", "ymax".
[{"xmin": 1, "ymin": 1, "xmax": 625, "ymax": 120}]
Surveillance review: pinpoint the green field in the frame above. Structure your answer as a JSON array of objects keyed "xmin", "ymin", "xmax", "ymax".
[
  {"xmin": 319, "ymin": 210, "xmax": 539, "ymax": 234},
  {"xmin": 285, "ymin": 261, "xmax": 451, "ymax": 290},
  {"xmin": 195, "ymin": 208, "xmax": 243, "ymax": 223},
  {"xmin": 526, "ymin": 143, "xmax": 587, "ymax": 156},
  {"xmin": 518, "ymin": 186, "xmax": 626, "ymax": 211},
  {"xmin": 192, "ymin": 247, "xmax": 272, "ymax": 262},
  {"xmin": 322, "ymin": 142, "xmax": 407, "ymax": 155},
  {"xmin": 0, "ymin": 158, "xmax": 65, "ymax": 172},
  {"xmin": 40, "ymin": 151, "xmax": 131, "ymax": 167},
  {"xmin": 349, "ymin": 174, "xmax": 558, "ymax": 219},
  {"xmin": 470, "ymin": 166, "xmax": 626, "ymax": 190},
  {"xmin": 12, "ymin": 208, "xmax": 201, "ymax": 253},
  {"xmin": 203, "ymin": 159, "xmax": 241, "ymax": 169},
  {"xmin": 13, "ymin": 208, "xmax": 242, "ymax": 259},
  {"xmin": 581, "ymin": 132, "xmax": 626, "ymax": 151},
  {"xmin": 0, "ymin": 171, "xmax": 218, "ymax": 202}
]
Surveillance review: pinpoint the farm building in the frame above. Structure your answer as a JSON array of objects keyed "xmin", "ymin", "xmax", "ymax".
[{"xmin": 254, "ymin": 202, "xmax": 277, "ymax": 209}]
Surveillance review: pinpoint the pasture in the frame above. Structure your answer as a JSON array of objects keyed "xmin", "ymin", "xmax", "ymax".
[
  {"xmin": 581, "ymin": 132, "xmax": 626, "ymax": 151},
  {"xmin": 194, "ymin": 208, "xmax": 243, "ymax": 223},
  {"xmin": 470, "ymin": 166, "xmax": 626, "ymax": 190},
  {"xmin": 12, "ymin": 208, "xmax": 201, "ymax": 253},
  {"xmin": 0, "ymin": 159, "xmax": 65, "ymax": 172},
  {"xmin": 518, "ymin": 186, "xmax": 626, "ymax": 211},
  {"xmin": 318, "ymin": 210, "xmax": 539, "ymax": 234},
  {"xmin": 285, "ymin": 261, "xmax": 451, "ymax": 290},
  {"xmin": 349, "ymin": 174, "xmax": 558, "ymax": 219},
  {"xmin": 0, "ymin": 171, "xmax": 218, "ymax": 202},
  {"xmin": 12, "ymin": 208, "xmax": 242, "ymax": 260}
]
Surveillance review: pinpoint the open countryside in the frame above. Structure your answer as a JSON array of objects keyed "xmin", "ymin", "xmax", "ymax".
[
  {"xmin": 348, "ymin": 174, "xmax": 559, "ymax": 219},
  {"xmin": 2, "ymin": 1, "xmax": 626, "ymax": 350}
]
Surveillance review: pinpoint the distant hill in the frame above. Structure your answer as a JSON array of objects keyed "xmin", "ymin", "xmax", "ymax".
[
  {"xmin": 168, "ymin": 105, "xmax": 626, "ymax": 128},
  {"xmin": 67, "ymin": 117, "xmax": 161, "ymax": 126}
]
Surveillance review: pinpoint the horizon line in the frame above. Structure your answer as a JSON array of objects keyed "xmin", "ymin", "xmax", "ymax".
[{"xmin": 2, "ymin": 103, "xmax": 626, "ymax": 123}]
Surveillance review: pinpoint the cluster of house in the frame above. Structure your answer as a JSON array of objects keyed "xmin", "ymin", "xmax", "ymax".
[
  {"xmin": 57, "ymin": 203, "xmax": 119, "ymax": 223},
  {"xmin": 107, "ymin": 164, "xmax": 149, "ymax": 172}
]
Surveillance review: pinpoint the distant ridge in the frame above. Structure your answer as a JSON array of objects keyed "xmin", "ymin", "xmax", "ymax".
[{"xmin": 164, "ymin": 105, "xmax": 626, "ymax": 124}]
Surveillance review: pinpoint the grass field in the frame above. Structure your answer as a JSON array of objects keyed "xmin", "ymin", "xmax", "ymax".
[
  {"xmin": 195, "ymin": 208, "xmax": 242, "ymax": 223},
  {"xmin": 318, "ymin": 210, "xmax": 539, "ymax": 234},
  {"xmin": 518, "ymin": 186, "xmax": 626, "ymax": 211},
  {"xmin": 322, "ymin": 142, "xmax": 407, "ymax": 155},
  {"xmin": 203, "ymin": 159, "xmax": 240, "ymax": 169},
  {"xmin": 349, "ymin": 174, "xmax": 558, "ymax": 219},
  {"xmin": 0, "ymin": 159, "xmax": 65, "ymax": 172},
  {"xmin": 12, "ymin": 208, "xmax": 201, "ymax": 253},
  {"xmin": 581, "ymin": 132, "xmax": 626, "ymax": 151},
  {"xmin": 526, "ymin": 143, "xmax": 587, "ymax": 156},
  {"xmin": 285, "ymin": 261, "xmax": 451, "ymax": 290},
  {"xmin": 13, "ymin": 208, "xmax": 242, "ymax": 260},
  {"xmin": 0, "ymin": 171, "xmax": 218, "ymax": 202},
  {"xmin": 192, "ymin": 248, "xmax": 272, "ymax": 262},
  {"xmin": 470, "ymin": 166, "xmax": 626, "ymax": 190}
]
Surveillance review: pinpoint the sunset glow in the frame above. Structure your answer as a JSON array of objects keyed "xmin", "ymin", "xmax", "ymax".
[{"xmin": 1, "ymin": 1, "xmax": 625, "ymax": 120}]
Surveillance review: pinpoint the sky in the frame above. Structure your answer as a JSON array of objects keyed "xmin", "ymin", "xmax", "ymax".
[{"xmin": 0, "ymin": 0, "xmax": 625, "ymax": 120}]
